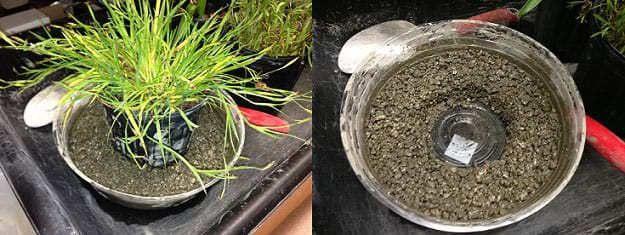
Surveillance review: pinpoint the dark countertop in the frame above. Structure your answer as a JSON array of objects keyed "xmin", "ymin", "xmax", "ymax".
[
  {"xmin": 0, "ymin": 60, "xmax": 311, "ymax": 234},
  {"xmin": 312, "ymin": 0, "xmax": 625, "ymax": 234}
]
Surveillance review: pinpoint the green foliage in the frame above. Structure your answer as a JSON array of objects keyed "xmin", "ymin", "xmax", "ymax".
[
  {"xmin": 0, "ymin": 0, "xmax": 309, "ymax": 191},
  {"xmin": 186, "ymin": 0, "xmax": 208, "ymax": 18},
  {"xmin": 229, "ymin": 0, "xmax": 312, "ymax": 57},
  {"xmin": 570, "ymin": 0, "xmax": 597, "ymax": 22},
  {"xmin": 517, "ymin": 0, "xmax": 544, "ymax": 18},
  {"xmin": 572, "ymin": 0, "xmax": 625, "ymax": 54}
]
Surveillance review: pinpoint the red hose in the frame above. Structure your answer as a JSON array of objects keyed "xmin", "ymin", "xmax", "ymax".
[
  {"xmin": 239, "ymin": 107, "xmax": 289, "ymax": 134},
  {"xmin": 467, "ymin": 8, "xmax": 519, "ymax": 26},
  {"xmin": 586, "ymin": 115, "xmax": 625, "ymax": 173},
  {"xmin": 457, "ymin": 8, "xmax": 519, "ymax": 35}
]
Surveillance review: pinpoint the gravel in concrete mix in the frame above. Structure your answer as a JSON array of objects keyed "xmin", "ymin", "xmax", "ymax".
[
  {"xmin": 365, "ymin": 47, "xmax": 562, "ymax": 221},
  {"xmin": 71, "ymin": 104, "xmax": 231, "ymax": 197}
]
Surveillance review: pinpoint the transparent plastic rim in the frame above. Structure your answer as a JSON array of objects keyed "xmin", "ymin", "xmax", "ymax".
[{"xmin": 340, "ymin": 20, "xmax": 585, "ymax": 232}]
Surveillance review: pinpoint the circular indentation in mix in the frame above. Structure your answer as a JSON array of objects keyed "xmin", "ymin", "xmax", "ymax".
[{"xmin": 431, "ymin": 102, "xmax": 506, "ymax": 167}]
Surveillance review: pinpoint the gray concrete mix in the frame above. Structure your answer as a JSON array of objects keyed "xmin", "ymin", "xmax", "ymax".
[{"xmin": 365, "ymin": 48, "xmax": 561, "ymax": 221}]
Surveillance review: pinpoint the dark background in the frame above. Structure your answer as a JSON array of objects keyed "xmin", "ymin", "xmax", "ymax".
[{"xmin": 312, "ymin": 0, "xmax": 625, "ymax": 234}]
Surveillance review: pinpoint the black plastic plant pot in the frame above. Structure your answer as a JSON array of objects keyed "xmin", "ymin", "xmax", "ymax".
[
  {"xmin": 574, "ymin": 13, "xmax": 625, "ymax": 137},
  {"xmin": 103, "ymin": 103, "xmax": 204, "ymax": 167},
  {"xmin": 232, "ymin": 48, "xmax": 306, "ymax": 114}
]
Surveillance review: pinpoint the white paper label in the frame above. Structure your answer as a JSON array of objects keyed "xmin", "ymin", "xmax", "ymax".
[{"xmin": 444, "ymin": 134, "xmax": 478, "ymax": 164}]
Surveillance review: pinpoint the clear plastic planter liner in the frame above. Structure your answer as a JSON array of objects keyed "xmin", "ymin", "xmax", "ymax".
[
  {"xmin": 340, "ymin": 20, "xmax": 585, "ymax": 232},
  {"xmin": 53, "ymin": 96, "xmax": 245, "ymax": 210}
]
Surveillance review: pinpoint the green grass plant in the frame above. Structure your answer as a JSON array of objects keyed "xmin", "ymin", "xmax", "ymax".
[
  {"xmin": 0, "ymin": 0, "xmax": 309, "ymax": 194},
  {"xmin": 229, "ymin": 0, "xmax": 312, "ymax": 58},
  {"xmin": 186, "ymin": 0, "xmax": 208, "ymax": 18},
  {"xmin": 572, "ymin": 0, "xmax": 625, "ymax": 54}
]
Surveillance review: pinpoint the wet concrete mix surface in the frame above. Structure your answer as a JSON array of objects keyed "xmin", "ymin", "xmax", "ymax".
[
  {"xmin": 365, "ymin": 48, "xmax": 562, "ymax": 221},
  {"xmin": 70, "ymin": 105, "xmax": 230, "ymax": 197}
]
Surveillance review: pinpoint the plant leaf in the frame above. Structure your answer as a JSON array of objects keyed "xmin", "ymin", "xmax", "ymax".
[{"xmin": 517, "ymin": 0, "xmax": 544, "ymax": 18}]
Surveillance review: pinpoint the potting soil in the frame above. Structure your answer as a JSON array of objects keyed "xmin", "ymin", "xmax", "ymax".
[
  {"xmin": 71, "ymin": 104, "xmax": 230, "ymax": 197},
  {"xmin": 365, "ymin": 47, "xmax": 561, "ymax": 221}
]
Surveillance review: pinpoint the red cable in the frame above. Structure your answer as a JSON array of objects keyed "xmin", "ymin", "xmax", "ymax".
[{"xmin": 586, "ymin": 115, "xmax": 625, "ymax": 173}]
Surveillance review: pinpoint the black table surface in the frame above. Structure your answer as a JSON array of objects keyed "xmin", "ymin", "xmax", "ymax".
[
  {"xmin": 0, "ymin": 61, "xmax": 311, "ymax": 234},
  {"xmin": 312, "ymin": 0, "xmax": 625, "ymax": 234}
]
